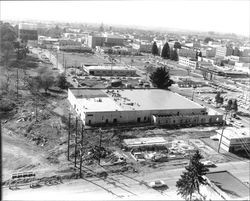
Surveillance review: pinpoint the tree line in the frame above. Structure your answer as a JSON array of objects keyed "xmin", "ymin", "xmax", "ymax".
[{"xmin": 151, "ymin": 41, "xmax": 180, "ymax": 61}]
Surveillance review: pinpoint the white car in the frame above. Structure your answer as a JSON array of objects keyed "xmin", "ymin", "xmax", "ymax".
[
  {"xmin": 149, "ymin": 180, "xmax": 166, "ymax": 188},
  {"xmin": 202, "ymin": 160, "xmax": 216, "ymax": 167}
]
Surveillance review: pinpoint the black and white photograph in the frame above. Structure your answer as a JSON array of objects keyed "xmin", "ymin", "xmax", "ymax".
[{"xmin": 0, "ymin": 0, "xmax": 250, "ymax": 200}]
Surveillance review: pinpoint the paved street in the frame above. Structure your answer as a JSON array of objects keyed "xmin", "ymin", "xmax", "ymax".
[{"xmin": 3, "ymin": 160, "xmax": 249, "ymax": 200}]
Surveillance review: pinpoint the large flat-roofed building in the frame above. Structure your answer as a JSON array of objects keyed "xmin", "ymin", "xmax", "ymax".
[
  {"xmin": 87, "ymin": 35, "xmax": 105, "ymax": 48},
  {"xmin": 18, "ymin": 23, "xmax": 38, "ymax": 42},
  {"xmin": 179, "ymin": 56, "xmax": 198, "ymax": 69},
  {"xmin": 215, "ymin": 46, "xmax": 233, "ymax": 58},
  {"xmin": 83, "ymin": 65, "xmax": 136, "ymax": 76},
  {"xmin": 68, "ymin": 88, "xmax": 223, "ymax": 126},
  {"xmin": 87, "ymin": 34, "xmax": 124, "ymax": 48},
  {"xmin": 216, "ymin": 127, "xmax": 250, "ymax": 152}
]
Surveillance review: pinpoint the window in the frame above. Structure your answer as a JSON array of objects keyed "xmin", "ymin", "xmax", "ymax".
[
  {"xmin": 106, "ymin": 119, "xmax": 109, "ymax": 124},
  {"xmin": 144, "ymin": 117, "xmax": 147, "ymax": 121},
  {"xmin": 113, "ymin": 118, "xmax": 117, "ymax": 123},
  {"xmin": 137, "ymin": 117, "xmax": 141, "ymax": 123}
]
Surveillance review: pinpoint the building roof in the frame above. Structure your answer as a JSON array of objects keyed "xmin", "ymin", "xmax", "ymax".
[
  {"xmin": 206, "ymin": 171, "xmax": 249, "ymax": 199},
  {"xmin": 84, "ymin": 66, "xmax": 136, "ymax": 71},
  {"xmin": 19, "ymin": 23, "xmax": 37, "ymax": 30},
  {"xmin": 216, "ymin": 127, "xmax": 250, "ymax": 139},
  {"xmin": 69, "ymin": 88, "xmax": 205, "ymax": 112},
  {"xmin": 123, "ymin": 137, "xmax": 167, "ymax": 147}
]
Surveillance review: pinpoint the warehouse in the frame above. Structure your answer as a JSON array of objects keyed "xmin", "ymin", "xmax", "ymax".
[
  {"xmin": 68, "ymin": 88, "xmax": 223, "ymax": 126},
  {"xmin": 83, "ymin": 65, "xmax": 136, "ymax": 76},
  {"xmin": 216, "ymin": 127, "xmax": 250, "ymax": 152}
]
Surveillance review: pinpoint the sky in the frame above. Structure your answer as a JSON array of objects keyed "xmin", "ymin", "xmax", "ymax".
[{"xmin": 1, "ymin": 0, "xmax": 250, "ymax": 36}]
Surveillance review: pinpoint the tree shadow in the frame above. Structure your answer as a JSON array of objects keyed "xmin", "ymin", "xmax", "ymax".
[{"xmin": 213, "ymin": 181, "xmax": 240, "ymax": 198}]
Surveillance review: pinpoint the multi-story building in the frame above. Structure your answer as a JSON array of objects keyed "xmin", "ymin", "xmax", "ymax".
[
  {"xmin": 139, "ymin": 41, "xmax": 152, "ymax": 53},
  {"xmin": 178, "ymin": 48, "xmax": 197, "ymax": 59},
  {"xmin": 104, "ymin": 34, "xmax": 124, "ymax": 47},
  {"xmin": 87, "ymin": 35, "xmax": 105, "ymax": 48},
  {"xmin": 87, "ymin": 34, "xmax": 124, "ymax": 48},
  {"xmin": 68, "ymin": 88, "xmax": 223, "ymax": 126},
  {"xmin": 216, "ymin": 127, "xmax": 250, "ymax": 152},
  {"xmin": 38, "ymin": 36, "xmax": 59, "ymax": 49},
  {"xmin": 83, "ymin": 66, "xmax": 136, "ymax": 76},
  {"xmin": 215, "ymin": 46, "xmax": 233, "ymax": 58},
  {"xmin": 179, "ymin": 56, "xmax": 198, "ymax": 69},
  {"xmin": 18, "ymin": 23, "xmax": 38, "ymax": 42},
  {"xmin": 200, "ymin": 48, "xmax": 216, "ymax": 58},
  {"xmin": 234, "ymin": 62, "xmax": 250, "ymax": 74}
]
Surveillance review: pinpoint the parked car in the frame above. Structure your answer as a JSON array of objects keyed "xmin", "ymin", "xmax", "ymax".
[
  {"xmin": 149, "ymin": 180, "xmax": 166, "ymax": 188},
  {"xmin": 202, "ymin": 160, "xmax": 216, "ymax": 167}
]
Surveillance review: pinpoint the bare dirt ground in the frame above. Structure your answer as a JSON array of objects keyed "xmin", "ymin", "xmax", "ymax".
[{"xmin": 1, "ymin": 51, "xmax": 248, "ymax": 201}]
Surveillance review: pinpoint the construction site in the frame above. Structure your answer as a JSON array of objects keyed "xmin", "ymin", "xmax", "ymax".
[{"xmin": 1, "ymin": 48, "xmax": 249, "ymax": 200}]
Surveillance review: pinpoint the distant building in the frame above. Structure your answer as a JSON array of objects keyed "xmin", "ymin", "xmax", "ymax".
[
  {"xmin": 59, "ymin": 39, "xmax": 82, "ymax": 47},
  {"xmin": 104, "ymin": 34, "xmax": 124, "ymax": 47},
  {"xmin": 216, "ymin": 127, "xmax": 250, "ymax": 152},
  {"xmin": 179, "ymin": 56, "xmax": 198, "ymax": 69},
  {"xmin": 83, "ymin": 65, "xmax": 136, "ymax": 76},
  {"xmin": 132, "ymin": 40, "xmax": 152, "ymax": 53},
  {"xmin": 87, "ymin": 34, "xmax": 124, "ymax": 48},
  {"xmin": 215, "ymin": 46, "xmax": 233, "ymax": 58},
  {"xmin": 38, "ymin": 36, "xmax": 59, "ymax": 49},
  {"xmin": 139, "ymin": 41, "xmax": 152, "ymax": 53},
  {"xmin": 200, "ymin": 48, "xmax": 216, "ymax": 58},
  {"xmin": 87, "ymin": 35, "xmax": 105, "ymax": 48},
  {"xmin": 18, "ymin": 23, "xmax": 38, "ymax": 42},
  {"xmin": 239, "ymin": 47, "xmax": 250, "ymax": 57},
  {"xmin": 239, "ymin": 56, "xmax": 250, "ymax": 63},
  {"xmin": 178, "ymin": 48, "xmax": 197, "ymax": 59},
  {"xmin": 234, "ymin": 62, "xmax": 250, "ymax": 74}
]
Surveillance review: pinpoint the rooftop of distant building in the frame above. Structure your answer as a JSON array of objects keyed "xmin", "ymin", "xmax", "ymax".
[
  {"xmin": 84, "ymin": 66, "xmax": 136, "ymax": 71},
  {"xmin": 216, "ymin": 127, "xmax": 250, "ymax": 139}
]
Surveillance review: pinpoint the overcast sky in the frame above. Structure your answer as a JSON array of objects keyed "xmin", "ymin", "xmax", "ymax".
[{"xmin": 1, "ymin": 1, "xmax": 250, "ymax": 36}]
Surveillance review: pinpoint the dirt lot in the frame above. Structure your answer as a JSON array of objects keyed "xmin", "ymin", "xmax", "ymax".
[
  {"xmin": 1, "ymin": 51, "xmax": 247, "ymax": 190},
  {"xmin": 57, "ymin": 52, "xmax": 107, "ymax": 67}
]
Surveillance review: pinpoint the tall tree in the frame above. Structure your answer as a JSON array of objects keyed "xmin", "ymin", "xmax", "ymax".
[
  {"xmin": 151, "ymin": 41, "xmax": 159, "ymax": 56},
  {"xmin": 215, "ymin": 92, "xmax": 221, "ymax": 105},
  {"xmin": 145, "ymin": 65, "xmax": 155, "ymax": 81},
  {"xmin": 39, "ymin": 72, "xmax": 55, "ymax": 94},
  {"xmin": 174, "ymin": 41, "xmax": 181, "ymax": 49},
  {"xmin": 231, "ymin": 99, "xmax": 238, "ymax": 113},
  {"xmin": 149, "ymin": 67, "xmax": 173, "ymax": 89},
  {"xmin": 176, "ymin": 150, "xmax": 209, "ymax": 200},
  {"xmin": 57, "ymin": 73, "xmax": 68, "ymax": 89},
  {"xmin": 161, "ymin": 42, "xmax": 170, "ymax": 59},
  {"xmin": 204, "ymin": 37, "xmax": 214, "ymax": 44},
  {"xmin": 1, "ymin": 41, "xmax": 14, "ymax": 68},
  {"xmin": 170, "ymin": 48, "xmax": 179, "ymax": 61},
  {"xmin": 226, "ymin": 99, "xmax": 233, "ymax": 111}
]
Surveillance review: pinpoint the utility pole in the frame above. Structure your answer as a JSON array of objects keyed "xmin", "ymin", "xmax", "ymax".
[
  {"xmin": 80, "ymin": 124, "xmax": 84, "ymax": 178},
  {"xmin": 218, "ymin": 111, "xmax": 228, "ymax": 153},
  {"xmin": 74, "ymin": 117, "xmax": 78, "ymax": 167},
  {"xmin": 56, "ymin": 50, "xmax": 58, "ymax": 69},
  {"xmin": 67, "ymin": 113, "xmax": 71, "ymax": 161},
  {"xmin": 63, "ymin": 52, "xmax": 65, "ymax": 71},
  {"xmin": 191, "ymin": 86, "xmax": 196, "ymax": 101},
  {"xmin": 98, "ymin": 128, "xmax": 102, "ymax": 165},
  {"xmin": 16, "ymin": 68, "xmax": 19, "ymax": 101},
  {"xmin": 35, "ymin": 96, "xmax": 38, "ymax": 122},
  {"xmin": 0, "ymin": 120, "xmax": 2, "ymax": 201},
  {"xmin": 65, "ymin": 60, "xmax": 67, "ymax": 73}
]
